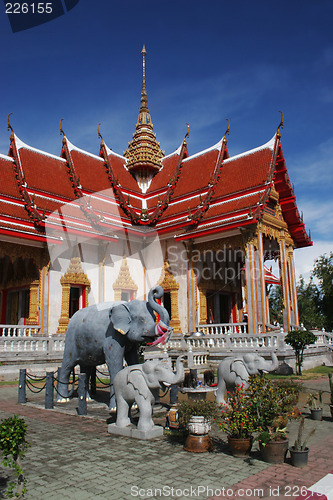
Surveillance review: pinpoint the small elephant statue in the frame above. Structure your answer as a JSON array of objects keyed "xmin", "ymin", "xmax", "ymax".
[
  {"xmin": 216, "ymin": 351, "xmax": 278, "ymax": 405},
  {"xmin": 57, "ymin": 286, "xmax": 172, "ymax": 410},
  {"xmin": 114, "ymin": 356, "xmax": 184, "ymax": 432}
]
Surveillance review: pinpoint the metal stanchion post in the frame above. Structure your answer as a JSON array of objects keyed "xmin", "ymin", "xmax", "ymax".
[
  {"xmin": 45, "ymin": 372, "xmax": 54, "ymax": 409},
  {"xmin": 18, "ymin": 369, "xmax": 27, "ymax": 404},
  {"xmin": 77, "ymin": 373, "xmax": 87, "ymax": 415},
  {"xmin": 170, "ymin": 384, "xmax": 178, "ymax": 405}
]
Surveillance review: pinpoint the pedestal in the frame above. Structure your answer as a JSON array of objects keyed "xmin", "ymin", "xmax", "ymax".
[{"xmin": 108, "ymin": 423, "xmax": 164, "ymax": 440}]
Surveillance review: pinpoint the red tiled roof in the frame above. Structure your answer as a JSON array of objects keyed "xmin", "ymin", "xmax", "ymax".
[
  {"xmin": 0, "ymin": 131, "xmax": 311, "ymax": 248},
  {"xmin": 18, "ymin": 148, "xmax": 74, "ymax": 200},
  {"xmin": 0, "ymin": 156, "xmax": 21, "ymax": 199},
  {"xmin": 147, "ymin": 150, "xmax": 181, "ymax": 194},
  {"xmin": 68, "ymin": 149, "xmax": 109, "ymax": 194}
]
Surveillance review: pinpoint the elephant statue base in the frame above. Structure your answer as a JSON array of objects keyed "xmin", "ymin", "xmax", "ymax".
[
  {"xmin": 108, "ymin": 422, "xmax": 164, "ymax": 440},
  {"xmin": 108, "ymin": 356, "xmax": 184, "ymax": 440}
]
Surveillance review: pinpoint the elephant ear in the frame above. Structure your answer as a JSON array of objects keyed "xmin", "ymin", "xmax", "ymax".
[
  {"xmin": 110, "ymin": 303, "xmax": 131, "ymax": 335},
  {"xmin": 230, "ymin": 359, "xmax": 249, "ymax": 384},
  {"xmin": 127, "ymin": 368, "xmax": 150, "ymax": 399}
]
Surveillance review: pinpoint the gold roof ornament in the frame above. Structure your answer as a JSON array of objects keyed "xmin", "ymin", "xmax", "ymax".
[
  {"xmin": 124, "ymin": 45, "xmax": 164, "ymax": 178},
  {"xmin": 277, "ymin": 110, "xmax": 284, "ymax": 139}
]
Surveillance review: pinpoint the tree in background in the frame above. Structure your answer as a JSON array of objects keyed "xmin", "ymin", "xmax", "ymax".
[
  {"xmin": 312, "ymin": 252, "xmax": 333, "ymax": 332},
  {"xmin": 268, "ymin": 285, "xmax": 283, "ymax": 326},
  {"xmin": 284, "ymin": 329, "xmax": 317, "ymax": 375},
  {"xmin": 297, "ymin": 276, "xmax": 323, "ymax": 330}
]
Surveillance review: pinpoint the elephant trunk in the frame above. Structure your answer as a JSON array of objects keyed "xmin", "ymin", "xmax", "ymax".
[
  {"xmin": 148, "ymin": 286, "xmax": 170, "ymax": 325},
  {"xmin": 261, "ymin": 351, "xmax": 279, "ymax": 372},
  {"xmin": 172, "ymin": 355, "xmax": 185, "ymax": 385},
  {"xmin": 147, "ymin": 286, "xmax": 172, "ymax": 347}
]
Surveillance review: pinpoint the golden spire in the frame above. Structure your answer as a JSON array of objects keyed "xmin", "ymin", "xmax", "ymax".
[
  {"xmin": 124, "ymin": 45, "xmax": 164, "ymax": 177},
  {"xmin": 140, "ymin": 44, "xmax": 148, "ymax": 113}
]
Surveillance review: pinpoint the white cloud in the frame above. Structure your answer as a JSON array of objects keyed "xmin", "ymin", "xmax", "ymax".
[
  {"xmin": 294, "ymin": 241, "xmax": 333, "ymax": 282},
  {"xmin": 291, "ymin": 137, "xmax": 333, "ymax": 188},
  {"xmin": 296, "ymin": 198, "xmax": 333, "ymax": 240}
]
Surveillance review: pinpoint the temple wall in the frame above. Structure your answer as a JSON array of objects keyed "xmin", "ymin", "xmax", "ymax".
[{"xmin": 47, "ymin": 269, "xmax": 63, "ymax": 334}]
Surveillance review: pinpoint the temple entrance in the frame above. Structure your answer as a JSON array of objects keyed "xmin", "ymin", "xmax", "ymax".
[
  {"xmin": 7, "ymin": 289, "xmax": 30, "ymax": 324},
  {"xmin": 69, "ymin": 286, "xmax": 81, "ymax": 318},
  {"xmin": 163, "ymin": 291, "xmax": 172, "ymax": 319},
  {"xmin": 206, "ymin": 291, "xmax": 231, "ymax": 324}
]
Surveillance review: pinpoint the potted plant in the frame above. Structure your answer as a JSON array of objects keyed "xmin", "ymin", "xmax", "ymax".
[
  {"xmin": 0, "ymin": 415, "xmax": 29, "ymax": 499},
  {"xmin": 177, "ymin": 399, "xmax": 218, "ymax": 453},
  {"xmin": 328, "ymin": 373, "xmax": 333, "ymax": 420},
  {"xmin": 218, "ymin": 385, "xmax": 256, "ymax": 458},
  {"xmin": 307, "ymin": 392, "xmax": 323, "ymax": 420},
  {"xmin": 257, "ymin": 426, "xmax": 289, "ymax": 464},
  {"xmin": 247, "ymin": 376, "xmax": 301, "ymax": 463},
  {"xmin": 289, "ymin": 416, "xmax": 316, "ymax": 468}
]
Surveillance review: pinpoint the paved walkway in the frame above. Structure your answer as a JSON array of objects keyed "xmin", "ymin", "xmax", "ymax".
[{"xmin": 0, "ymin": 378, "xmax": 332, "ymax": 500}]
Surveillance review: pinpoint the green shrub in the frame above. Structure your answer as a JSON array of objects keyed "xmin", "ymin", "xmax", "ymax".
[{"xmin": 0, "ymin": 415, "xmax": 29, "ymax": 498}]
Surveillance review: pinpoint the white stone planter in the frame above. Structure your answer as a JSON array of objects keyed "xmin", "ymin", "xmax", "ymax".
[{"xmin": 188, "ymin": 416, "xmax": 211, "ymax": 435}]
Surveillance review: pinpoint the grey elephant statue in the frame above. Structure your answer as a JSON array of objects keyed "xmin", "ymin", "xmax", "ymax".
[
  {"xmin": 216, "ymin": 351, "xmax": 278, "ymax": 405},
  {"xmin": 113, "ymin": 356, "xmax": 184, "ymax": 432},
  {"xmin": 57, "ymin": 286, "xmax": 172, "ymax": 410}
]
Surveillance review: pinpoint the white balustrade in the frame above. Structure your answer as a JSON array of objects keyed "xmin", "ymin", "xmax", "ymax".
[{"xmin": 0, "ymin": 324, "xmax": 40, "ymax": 337}]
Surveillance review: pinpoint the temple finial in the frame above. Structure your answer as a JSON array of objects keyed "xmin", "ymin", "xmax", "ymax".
[
  {"xmin": 277, "ymin": 110, "xmax": 284, "ymax": 139},
  {"xmin": 140, "ymin": 44, "xmax": 148, "ymax": 113},
  {"xmin": 7, "ymin": 113, "xmax": 13, "ymax": 133},
  {"xmin": 60, "ymin": 118, "xmax": 65, "ymax": 137},
  {"xmin": 98, "ymin": 123, "xmax": 104, "ymax": 145},
  {"xmin": 223, "ymin": 118, "xmax": 230, "ymax": 143}
]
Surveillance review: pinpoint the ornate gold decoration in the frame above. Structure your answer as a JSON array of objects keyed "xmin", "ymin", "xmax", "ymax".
[
  {"xmin": 123, "ymin": 46, "xmax": 164, "ymax": 178},
  {"xmin": 198, "ymin": 288, "xmax": 208, "ymax": 324},
  {"xmin": 57, "ymin": 257, "xmax": 90, "ymax": 334},
  {"xmin": 113, "ymin": 255, "xmax": 138, "ymax": 301},
  {"xmin": 223, "ymin": 118, "xmax": 230, "ymax": 143},
  {"xmin": 277, "ymin": 110, "xmax": 284, "ymax": 139},
  {"xmin": 26, "ymin": 279, "xmax": 40, "ymax": 325},
  {"xmin": 7, "ymin": 112, "xmax": 14, "ymax": 134},
  {"xmin": 158, "ymin": 257, "xmax": 181, "ymax": 333}
]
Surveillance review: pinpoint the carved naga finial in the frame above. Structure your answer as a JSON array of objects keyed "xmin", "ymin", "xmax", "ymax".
[
  {"xmin": 183, "ymin": 123, "xmax": 190, "ymax": 146},
  {"xmin": 277, "ymin": 110, "xmax": 284, "ymax": 139},
  {"xmin": 223, "ymin": 118, "xmax": 230, "ymax": 143},
  {"xmin": 98, "ymin": 123, "xmax": 104, "ymax": 144},
  {"xmin": 60, "ymin": 118, "xmax": 65, "ymax": 137},
  {"xmin": 7, "ymin": 113, "xmax": 14, "ymax": 133}
]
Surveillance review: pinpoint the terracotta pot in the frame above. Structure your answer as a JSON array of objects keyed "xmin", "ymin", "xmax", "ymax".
[
  {"xmin": 227, "ymin": 436, "xmax": 253, "ymax": 458},
  {"xmin": 259, "ymin": 439, "xmax": 289, "ymax": 463},
  {"xmin": 310, "ymin": 409, "xmax": 322, "ymax": 421},
  {"xmin": 184, "ymin": 434, "xmax": 213, "ymax": 453},
  {"xmin": 289, "ymin": 446, "xmax": 309, "ymax": 468}
]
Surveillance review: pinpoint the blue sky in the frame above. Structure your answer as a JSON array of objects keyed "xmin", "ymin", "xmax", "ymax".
[{"xmin": 1, "ymin": 0, "xmax": 332, "ymax": 280}]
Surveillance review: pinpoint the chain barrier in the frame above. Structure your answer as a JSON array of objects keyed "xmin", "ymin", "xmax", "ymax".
[
  {"xmin": 95, "ymin": 374, "xmax": 111, "ymax": 387},
  {"xmin": 52, "ymin": 373, "xmax": 78, "ymax": 399},
  {"xmin": 25, "ymin": 379, "xmax": 46, "ymax": 393},
  {"xmin": 26, "ymin": 373, "xmax": 47, "ymax": 382},
  {"xmin": 95, "ymin": 367, "xmax": 111, "ymax": 388}
]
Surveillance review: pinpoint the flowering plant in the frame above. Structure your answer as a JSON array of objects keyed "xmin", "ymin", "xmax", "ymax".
[
  {"xmin": 246, "ymin": 375, "xmax": 301, "ymax": 434},
  {"xmin": 218, "ymin": 385, "xmax": 256, "ymax": 439}
]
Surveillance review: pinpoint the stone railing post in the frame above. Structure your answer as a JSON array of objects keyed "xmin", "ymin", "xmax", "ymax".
[
  {"xmin": 18, "ymin": 369, "xmax": 27, "ymax": 404},
  {"xmin": 45, "ymin": 372, "xmax": 54, "ymax": 409},
  {"xmin": 77, "ymin": 374, "xmax": 87, "ymax": 416}
]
